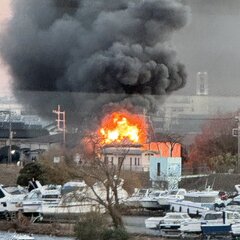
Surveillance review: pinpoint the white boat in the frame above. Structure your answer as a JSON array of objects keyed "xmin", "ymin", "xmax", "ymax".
[
  {"xmin": 145, "ymin": 212, "xmax": 191, "ymax": 237},
  {"xmin": 145, "ymin": 212, "xmax": 191, "ymax": 230},
  {"xmin": 180, "ymin": 210, "xmax": 240, "ymax": 237},
  {"xmin": 231, "ymin": 223, "xmax": 240, "ymax": 237},
  {"xmin": 0, "ymin": 185, "xmax": 27, "ymax": 218},
  {"xmin": 10, "ymin": 233, "xmax": 34, "ymax": 240},
  {"xmin": 124, "ymin": 188, "xmax": 150, "ymax": 207},
  {"xmin": 38, "ymin": 190, "xmax": 106, "ymax": 217},
  {"xmin": 157, "ymin": 188, "xmax": 186, "ymax": 210},
  {"xmin": 37, "ymin": 179, "xmax": 127, "ymax": 218},
  {"xmin": 159, "ymin": 212, "xmax": 191, "ymax": 238},
  {"xmin": 61, "ymin": 181, "xmax": 87, "ymax": 195},
  {"xmin": 139, "ymin": 190, "xmax": 168, "ymax": 210},
  {"xmin": 22, "ymin": 183, "xmax": 62, "ymax": 215},
  {"xmin": 169, "ymin": 189, "xmax": 222, "ymax": 215},
  {"xmin": 225, "ymin": 195, "xmax": 240, "ymax": 213}
]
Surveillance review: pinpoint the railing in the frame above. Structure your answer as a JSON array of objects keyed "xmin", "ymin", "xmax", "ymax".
[
  {"xmin": 182, "ymin": 166, "xmax": 212, "ymax": 175},
  {"xmin": 121, "ymin": 164, "xmax": 149, "ymax": 172}
]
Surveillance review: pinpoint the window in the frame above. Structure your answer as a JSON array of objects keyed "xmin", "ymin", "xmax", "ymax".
[
  {"xmin": 0, "ymin": 190, "xmax": 5, "ymax": 199},
  {"xmin": 104, "ymin": 156, "xmax": 108, "ymax": 164},
  {"xmin": 134, "ymin": 157, "xmax": 137, "ymax": 166},
  {"xmin": 157, "ymin": 163, "xmax": 161, "ymax": 176},
  {"xmin": 130, "ymin": 157, "xmax": 132, "ymax": 166},
  {"xmin": 110, "ymin": 157, "xmax": 114, "ymax": 165}
]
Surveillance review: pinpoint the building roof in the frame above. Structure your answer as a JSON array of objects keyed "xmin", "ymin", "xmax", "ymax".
[
  {"xmin": 0, "ymin": 128, "xmax": 49, "ymax": 139},
  {"xmin": 24, "ymin": 133, "xmax": 81, "ymax": 148}
]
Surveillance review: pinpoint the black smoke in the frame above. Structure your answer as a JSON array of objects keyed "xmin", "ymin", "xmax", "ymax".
[{"xmin": 0, "ymin": 0, "xmax": 190, "ymax": 127}]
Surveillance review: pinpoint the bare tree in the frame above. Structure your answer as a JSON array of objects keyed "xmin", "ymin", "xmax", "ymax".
[
  {"xmin": 189, "ymin": 112, "xmax": 237, "ymax": 172},
  {"xmin": 155, "ymin": 132, "xmax": 183, "ymax": 157},
  {"xmin": 73, "ymin": 134, "xmax": 130, "ymax": 229}
]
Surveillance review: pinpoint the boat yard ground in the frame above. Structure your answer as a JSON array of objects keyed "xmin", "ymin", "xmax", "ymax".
[{"xmin": 0, "ymin": 218, "xmax": 163, "ymax": 239}]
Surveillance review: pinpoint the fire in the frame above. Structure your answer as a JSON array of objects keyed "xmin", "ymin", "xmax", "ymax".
[{"xmin": 98, "ymin": 112, "xmax": 148, "ymax": 144}]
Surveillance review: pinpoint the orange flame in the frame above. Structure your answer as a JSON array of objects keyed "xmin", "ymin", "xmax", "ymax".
[{"xmin": 98, "ymin": 112, "xmax": 148, "ymax": 144}]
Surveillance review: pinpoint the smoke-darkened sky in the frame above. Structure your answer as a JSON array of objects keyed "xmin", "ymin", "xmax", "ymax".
[
  {"xmin": 1, "ymin": 0, "xmax": 240, "ymax": 124},
  {"xmin": 0, "ymin": 0, "xmax": 190, "ymax": 125}
]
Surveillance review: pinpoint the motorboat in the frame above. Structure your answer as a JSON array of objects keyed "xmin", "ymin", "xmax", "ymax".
[
  {"xmin": 139, "ymin": 190, "xmax": 168, "ymax": 210},
  {"xmin": 180, "ymin": 210, "xmax": 240, "ymax": 238},
  {"xmin": 231, "ymin": 223, "xmax": 240, "ymax": 238},
  {"xmin": 22, "ymin": 183, "xmax": 62, "ymax": 216},
  {"xmin": 61, "ymin": 181, "xmax": 87, "ymax": 195},
  {"xmin": 37, "ymin": 179, "xmax": 127, "ymax": 219},
  {"xmin": 10, "ymin": 233, "xmax": 34, "ymax": 240},
  {"xmin": 157, "ymin": 188, "xmax": 186, "ymax": 210},
  {"xmin": 38, "ymin": 189, "xmax": 106, "ymax": 218},
  {"xmin": 145, "ymin": 212, "xmax": 191, "ymax": 230},
  {"xmin": 169, "ymin": 189, "xmax": 222, "ymax": 215},
  {"xmin": 225, "ymin": 195, "xmax": 240, "ymax": 213},
  {"xmin": 145, "ymin": 212, "xmax": 191, "ymax": 237},
  {"xmin": 124, "ymin": 188, "xmax": 150, "ymax": 208},
  {"xmin": 91, "ymin": 178, "xmax": 128, "ymax": 204},
  {"xmin": 0, "ymin": 184, "xmax": 27, "ymax": 219}
]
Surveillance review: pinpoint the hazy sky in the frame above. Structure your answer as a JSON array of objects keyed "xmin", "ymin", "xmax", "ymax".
[
  {"xmin": 1, "ymin": 0, "xmax": 240, "ymax": 97},
  {"xmin": 0, "ymin": 0, "xmax": 11, "ymax": 93},
  {"xmin": 174, "ymin": 0, "xmax": 240, "ymax": 96}
]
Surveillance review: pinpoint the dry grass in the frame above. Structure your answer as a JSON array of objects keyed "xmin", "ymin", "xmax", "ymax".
[{"xmin": 0, "ymin": 164, "xmax": 21, "ymax": 185}]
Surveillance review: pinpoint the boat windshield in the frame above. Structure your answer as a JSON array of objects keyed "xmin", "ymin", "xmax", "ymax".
[
  {"xmin": 227, "ymin": 212, "xmax": 240, "ymax": 219},
  {"xmin": 204, "ymin": 213, "xmax": 222, "ymax": 220},
  {"xmin": 165, "ymin": 214, "xmax": 184, "ymax": 219},
  {"xmin": 169, "ymin": 190, "xmax": 178, "ymax": 195},
  {"xmin": 184, "ymin": 196, "xmax": 216, "ymax": 203},
  {"xmin": 138, "ymin": 189, "xmax": 147, "ymax": 196},
  {"xmin": 24, "ymin": 190, "xmax": 41, "ymax": 200},
  {"xmin": 149, "ymin": 191, "xmax": 167, "ymax": 197},
  {"xmin": 3, "ymin": 186, "xmax": 24, "ymax": 195},
  {"xmin": 227, "ymin": 201, "xmax": 240, "ymax": 206}
]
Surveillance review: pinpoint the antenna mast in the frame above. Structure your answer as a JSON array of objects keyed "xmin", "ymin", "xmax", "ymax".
[{"xmin": 53, "ymin": 105, "xmax": 66, "ymax": 146}]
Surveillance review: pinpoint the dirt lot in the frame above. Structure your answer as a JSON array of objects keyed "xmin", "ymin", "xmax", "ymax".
[{"xmin": 0, "ymin": 164, "xmax": 20, "ymax": 185}]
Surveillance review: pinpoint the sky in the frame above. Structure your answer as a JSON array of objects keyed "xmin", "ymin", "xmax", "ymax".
[
  {"xmin": 0, "ymin": 0, "xmax": 12, "ymax": 93},
  {"xmin": 1, "ymin": 0, "xmax": 240, "ymax": 97},
  {"xmin": 174, "ymin": 0, "xmax": 240, "ymax": 96}
]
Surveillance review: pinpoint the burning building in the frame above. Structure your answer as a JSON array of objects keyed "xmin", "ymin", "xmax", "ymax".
[
  {"xmin": 98, "ymin": 111, "xmax": 181, "ymax": 171},
  {"xmin": 102, "ymin": 141, "xmax": 181, "ymax": 172}
]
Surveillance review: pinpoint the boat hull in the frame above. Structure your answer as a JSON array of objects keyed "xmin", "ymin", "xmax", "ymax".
[
  {"xmin": 201, "ymin": 224, "xmax": 231, "ymax": 235},
  {"xmin": 140, "ymin": 200, "xmax": 162, "ymax": 210}
]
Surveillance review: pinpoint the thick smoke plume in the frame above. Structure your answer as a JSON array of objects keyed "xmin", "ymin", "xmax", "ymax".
[{"xmin": 0, "ymin": 0, "xmax": 190, "ymax": 127}]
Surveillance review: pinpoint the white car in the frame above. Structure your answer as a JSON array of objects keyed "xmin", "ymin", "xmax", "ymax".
[{"xmin": 145, "ymin": 212, "xmax": 191, "ymax": 229}]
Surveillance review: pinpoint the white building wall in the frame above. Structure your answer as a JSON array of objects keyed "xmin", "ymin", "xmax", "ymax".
[{"xmin": 104, "ymin": 150, "xmax": 157, "ymax": 172}]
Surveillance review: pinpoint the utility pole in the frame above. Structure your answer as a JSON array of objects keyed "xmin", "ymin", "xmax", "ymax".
[
  {"xmin": 238, "ymin": 113, "xmax": 240, "ymax": 173},
  {"xmin": 8, "ymin": 111, "xmax": 12, "ymax": 165},
  {"xmin": 53, "ymin": 105, "xmax": 66, "ymax": 146}
]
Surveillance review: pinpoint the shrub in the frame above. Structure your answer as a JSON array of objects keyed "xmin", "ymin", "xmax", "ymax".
[
  {"xmin": 17, "ymin": 162, "xmax": 46, "ymax": 186},
  {"xmin": 74, "ymin": 212, "xmax": 108, "ymax": 240},
  {"xmin": 101, "ymin": 228, "xmax": 129, "ymax": 240}
]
